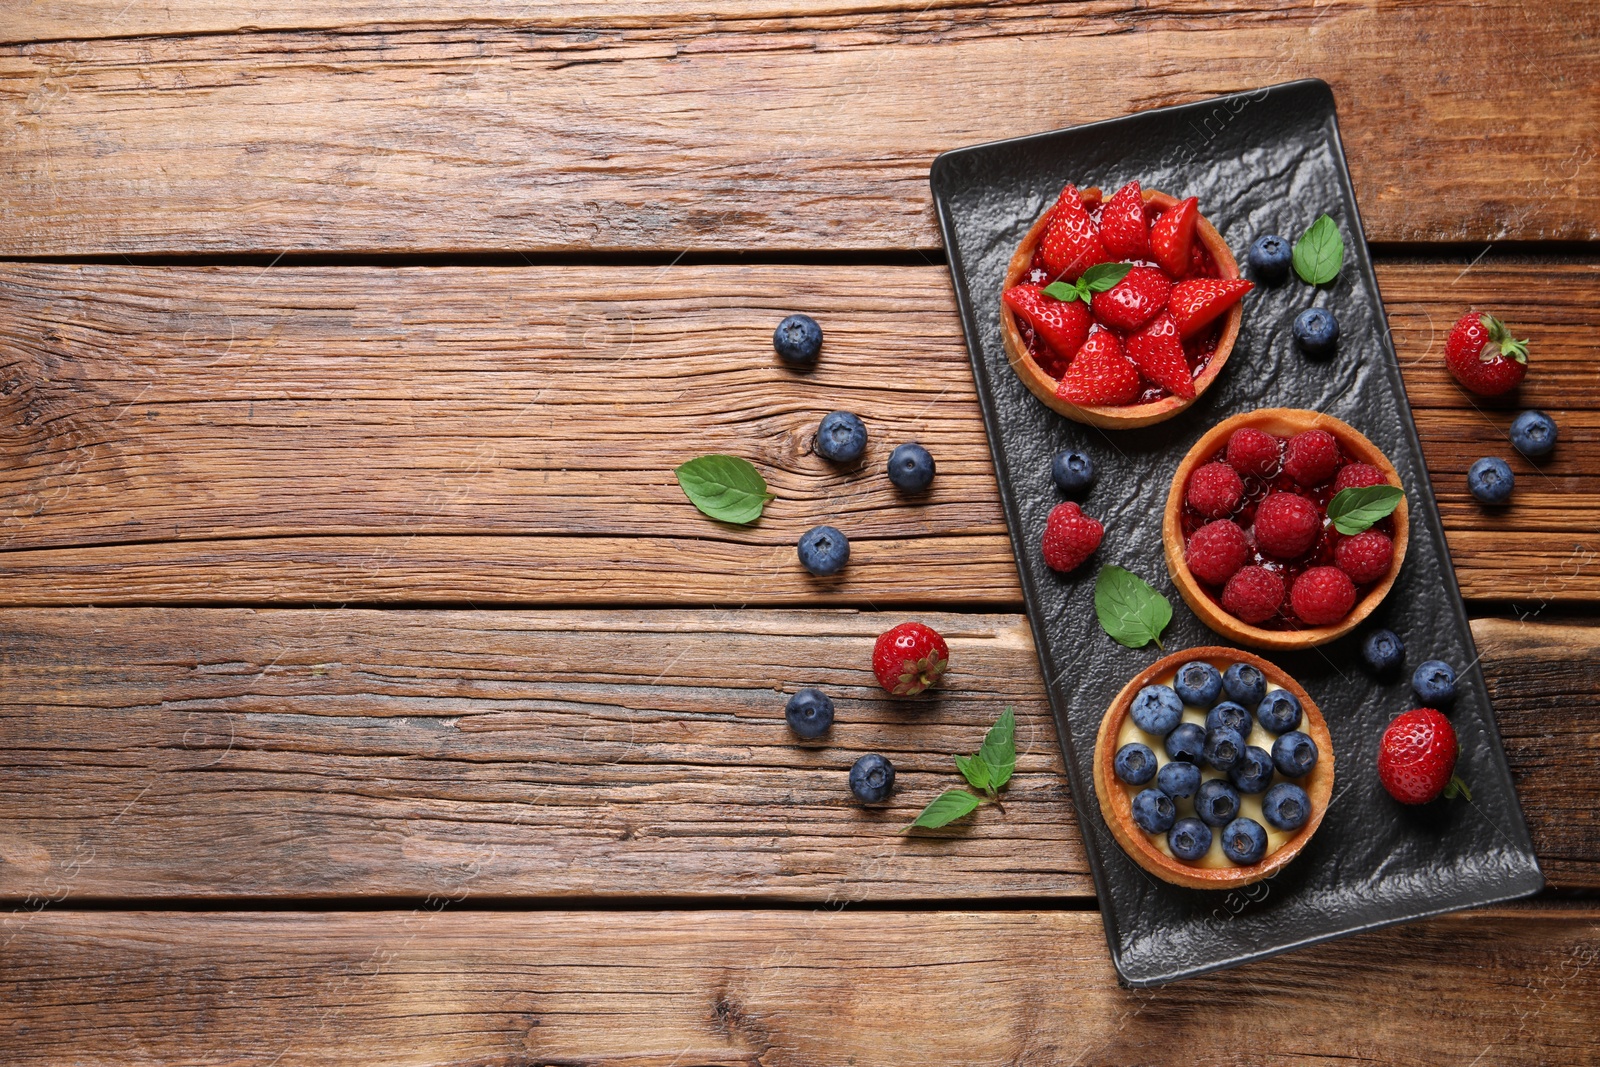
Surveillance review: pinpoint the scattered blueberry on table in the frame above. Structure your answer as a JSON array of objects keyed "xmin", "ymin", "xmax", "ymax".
[
  {"xmin": 1509, "ymin": 409, "xmax": 1557, "ymax": 458},
  {"xmin": 785, "ymin": 688, "xmax": 835, "ymax": 739},
  {"xmin": 773, "ymin": 313, "xmax": 822, "ymax": 366},
  {"xmin": 1361, "ymin": 629, "xmax": 1406, "ymax": 675},
  {"xmin": 1050, "ymin": 449, "xmax": 1096, "ymax": 495},
  {"xmin": 797, "ymin": 524, "xmax": 850, "ymax": 576},
  {"xmin": 815, "ymin": 411, "xmax": 867, "ymax": 463},
  {"xmin": 887, "ymin": 442, "xmax": 936, "ymax": 493},
  {"xmin": 1247, "ymin": 234, "xmax": 1293, "ymax": 285},
  {"xmin": 1292, "ymin": 306, "xmax": 1339, "ymax": 356},
  {"xmin": 848, "ymin": 753, "xmax": 895, "ymax": 803},
  {"xmin": 1412, "ymin": 659, "xmax": 1458, "ymax": 706},
  {"xmin": 1467, "ymin": 456, "xmax": 1514, "ymax": 504}
]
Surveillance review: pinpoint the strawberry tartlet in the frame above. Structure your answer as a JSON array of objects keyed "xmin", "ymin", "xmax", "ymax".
[
  {"xmin": 1163, "ymin": 409, "xmax": 1409, "ymax": 650},
  {"xmin": 1001, "ymin": 181, "xmax": 1251, "ymax": 429}
]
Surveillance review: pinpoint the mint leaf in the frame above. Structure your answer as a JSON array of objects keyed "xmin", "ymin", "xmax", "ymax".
[
  {"xmin": 908, "ymin": 789, "xmax": 983, "ymax": 831},
  {"xmin": 674, "ymin": 455, "xmax": 774, "ymax": 525},
  {"xmin": 1326, "ymin": 484, "xmax": 1403, "ymax": 535},
  {"xmin": 1094, "ymin": 566, "xmax": 1172, "ymax": 650},
  {"xmin": 1041, "ymin": 280, "xmax": 1079, "ymax": 302},
  {"xmin": 1292, "ymin": 214, "xmax": 1344, "ymax": 286},
  {"xmin": 975, "ymin": 706, "xmax": 1016, "ymax": 792},
  {"xmin": 953, "ymin": 754, "xmax": 991, "ymax": 793},
  {"xmin": 1079, "ymin": 262, "xmax": 1133, "ymax": 293}
]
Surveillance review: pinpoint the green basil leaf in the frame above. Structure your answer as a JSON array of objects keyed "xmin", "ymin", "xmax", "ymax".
[
  {"xmin": 1079, "ymin": 262, "xmax": 1134, "ymax": 293},
  {"xmin": 1292, "ymin": 214, "xmax": 1345, "ymax": 286},
  {"xmin": 974, "ymin": 706, "xmax": 1016, "ymax": 791},
  {"xmin": 907, "ymin": 789, "xmax": 983, "ymax": 831},
  {"xmin": 953, "ymin": 753, "xmax": 991, "ymax": 793},
  {"xmin": 1326, "ymin": 484, "xmax": 1403, "ymax": 535},
  {"xmin": 674, "ymin": 455, "xmax": 774, "ymax": 525},
  {"xmin": 1041, "ymin": 281, "xmax": 1081, "ymax": 303},
  {"xmin": 1094, "ymin": 566, "xmax": 1173, "ymax": 650}
]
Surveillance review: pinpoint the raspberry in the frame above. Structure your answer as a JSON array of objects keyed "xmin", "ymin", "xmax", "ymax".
[
  {"xmin": 1333, "ymin": 462, "xmax": 1387, "ymax": 495},
  {"xmin": 1185, "ymin": 519, "xmax": 1249, "ymax": 586},
  {"xmin": 1221, "ymin": 565, "xmax": 1285, "ymax": 624},
  {"xmin": 1225, "ymin": 427, "xmax": 1281, "ymax": 478},
  {"xmin": 1254, "ymin": 492, "xmax": 1322, "ymax": 559},
  {"xmin": 1282, "ymin": 429, "xmax": 1342, "ymax": 488},
  {"xmin": 1041, "ymin": 501, "xmax": 1103, "ymax": 572},
  {"xmin": 1290, "ymin": 566, "xmax": 1358, "ymax": 626},
  {"xmin": 1186, "ymin": 462, "xmax": 1244, "ymax": 519},
  {"xmin": 1335, "ymin": 530, "xmax": 1394, "ymax": 584}
]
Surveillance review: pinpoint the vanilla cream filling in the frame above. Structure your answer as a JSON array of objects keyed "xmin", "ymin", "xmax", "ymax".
[{"xmin": 1115, "ymin": 671, "xmax": 1299, "ymax": 868}]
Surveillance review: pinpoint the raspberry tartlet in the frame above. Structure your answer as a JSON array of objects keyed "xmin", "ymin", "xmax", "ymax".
[
  {"xmin": 1093, "ymin": 648, "xmax": 1334, "ymax": 890},
  {"xmin": 1164, "ymin": 409, "xmax": 1409, "ymax": 650},
  {"xmin": 1001, "ymin": 182, "xmax": 1250, "ymax": 429}
]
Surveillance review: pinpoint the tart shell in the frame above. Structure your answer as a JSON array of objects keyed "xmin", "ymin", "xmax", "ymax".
[
  {"xmin": 1000, "ymin": 187, "xmax": 1243, "ymax": 429},
  {"xmin": 1164, "ymin": 407, "xmax": 1410, "ymax": 650},
  {"xmin": 1092, "ymin": 646, "xmax": 1335, "ymax": 890}
]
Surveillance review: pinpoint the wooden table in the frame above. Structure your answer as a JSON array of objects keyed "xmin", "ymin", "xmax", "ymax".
[{"xmin": 1, "ymin": 3, "xmax": 1597, "ymax": 1062}]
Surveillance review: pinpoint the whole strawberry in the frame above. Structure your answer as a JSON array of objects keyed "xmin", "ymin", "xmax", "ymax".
[
  {"xmin": 1445, "ymin": 312, "xmax": 1528, "ymax": 396},
  {"xmin": 1041, "ymin": 501, "xmax": 1103, "ymax": 572},
  {"xmin": 872, "ymin": 622, "xmax": 949, "ymax": 697},
  {"xmin": 1378, "ymin": 708, "xmax": 1470, "ymax": 804}
]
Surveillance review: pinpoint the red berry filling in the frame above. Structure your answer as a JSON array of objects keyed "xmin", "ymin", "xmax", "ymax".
[{"xmin": 1180, "ymin": 426, "xmax": 1397, "ymax": 630}]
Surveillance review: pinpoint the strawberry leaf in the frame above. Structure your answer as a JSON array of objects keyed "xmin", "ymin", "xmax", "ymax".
[
  {"xmin": 1292, "ymin": 214, "xmax": 1345, "ymax": 286},
  {"xmin": 1327, "ymin": 484, "xmax": 1403, "ymax": 535},
  {"xmin": 674, "ymin": 455, "xmax": 774, "ymax": 525},
  {"xmin": 1079, "ymin": 262, "xmax": 1133, "ymax": 293},
  {"xmin": 1442, "ymin": 774, "xmax": 1472, "ymax": 802},
  {"xmin": 907, "ymin": 789, "xmax": 984, "ymax": 831},
  {"xmin": 1094, "ymin": 566, "xmax": 1172, "ymax": 650}
]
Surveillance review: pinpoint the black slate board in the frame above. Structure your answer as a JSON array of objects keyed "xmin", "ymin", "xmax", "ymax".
[{"xmin": 930, "ymin": 80, "xmax": 1542, "ymax": 986}]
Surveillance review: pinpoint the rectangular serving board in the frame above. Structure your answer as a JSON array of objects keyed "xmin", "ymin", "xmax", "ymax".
[{"xmin": 930, "ymin": 79, "xmax": 1542, "ymax": 986}]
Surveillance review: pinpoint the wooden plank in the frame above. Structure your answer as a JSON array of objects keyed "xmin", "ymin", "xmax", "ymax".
[
  {"xmin": 0, "ymin": 608, "xmax": 1594, "ymax": 902},
  {"xmin": 2, "ymin": 907, "xmax": 1597, "ymax": 1064},
  {"xmin": 1, "ymin": 261, "xmax": 1594, "ymax": 605},
  {"xmin": 1, "ymin": 3, "xmax": 1596, "ymax": 253}
]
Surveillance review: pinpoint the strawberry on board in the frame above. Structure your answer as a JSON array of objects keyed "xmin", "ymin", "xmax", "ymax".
[
  {"xmin": 1003, "ymin": 283, "xmax": 1093, "ymax": 358},
  {"xmin": 1445, "ymin": 311, "xmax": 1528, "ymax": 396},
  {"xmin": 872, "ymin": 622, "xmax": 949, "ymax": 697},
  {"xmin": 1149, "ymin": 195, "xmax": 1199, "ymax": 278},
  {"xmin": 1057, "ymin": 329, "xmax": 1143, "ymax": 406},
  {"xmin": 1377, "ymin": 708, "xmax": 1470, "ymax": 804},
  {"xmin": 1098, "ymin": 180, "xmax": 1151, "ymax": 260},
  {"xmin": 1038, "ymin": 183, "xmax": 1110, "ymax": 282},
  {"xmin": 1169, "ymin": 278, "xmax": 1253, "ymax": 338},
  {"xmin": 1125, "ymin": 312, "xmax": 1195, "ymax": 399}
]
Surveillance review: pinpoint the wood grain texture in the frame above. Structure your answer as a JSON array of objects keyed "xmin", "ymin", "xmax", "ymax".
[
  {"xmin": 0, "ymin": 608, "xmax": 1593, "ymax": 903},
  {"xmin": 0, "ymin": 261, "xmax": 1593, "ymax": 605},
  {"xmin": 3, "ymin": 907, "xmax": 1598, "ymax": 1065},
  {"xmin": 1, "ymin": 2, "xmax": 1596, "ymax": 253}
]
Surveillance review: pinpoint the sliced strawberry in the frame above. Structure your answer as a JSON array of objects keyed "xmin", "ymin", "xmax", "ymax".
[
  {"xmin": 1089, "ymin": 266, "xmax": 1171, "ymax": 333},
  {"xmin": 1098, "ymin": 181, "xmax": 1151, "ymax": 260},
  {"xmin": 1149, "ymin": 196, "xmax": 1198, "ymax": 278},
  {"xmin": 1038, "ymin": 184, "xmax": 1109, "ymax": 282},
  {"xmin": 1002, "ymin": 284, "xmax": 1093, "ymax": 358},
  {"xmin": 1125, "ymin": 313, "xmax": 1195, "ymax": 399},
  {"xmin": 1057, "ymin": 329, "xmax": 1143, "ymax": 406},
  {"xmin": 1168, "ymin": 278, "xmax": 1254, "ymax": 338}
]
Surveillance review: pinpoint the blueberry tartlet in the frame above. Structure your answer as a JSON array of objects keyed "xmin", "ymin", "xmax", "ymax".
[{"xmin": 1093, "ymin": 647, "xmax": 1334, "ymax": 889}]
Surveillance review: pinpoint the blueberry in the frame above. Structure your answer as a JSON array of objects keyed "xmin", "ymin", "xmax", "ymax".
[
  {"xmin": 1203, "ymin": 727, "xmax": 1246, "ymax": 773},
  {"xmin": 1205, "ymin": 701, "xmax": 1253, "ymax": 739},
  {"xmin": 887, "ymin": 442, "xmax": 936, "ymax": 493},
  {"xmin": 1467, "ymin": 456, "xmax": 1514, "ymax": 504},
  {"xmin": 1229, "ymin": 746, "xmax": 1276, "ymax": 794},
  {"xmin": 1247, "ymin": 234, "xmax": 1293, "ymax": 285},
  {"xmin": 1255, "ymin": 690, "xmax": 1302, "ymax": 734},
  {"xmin": 797, "ymin": 524, "xmax": 850, "ymax": 576},
  {"xmin": 1361, "ymin": 629, "xmax": 1406, "ymax": 675},
  {"xmin": 1131, "ymin": 788, "xmax": 1178, "ymax": 834},
  {"xmin": 1129, "ymin": 685, "xmax": 1184, "ymax": 736},
  {"xmin": 1293, "ymin": 307, "xmax": 1339, "ymax": 356},
  {"xmin": 1114, "ymin": 742, "xmax": 1158, "ymax": 786},
  {"xmin": 1262, "ymin": 782, "xmax": 1311, "ymax": 831},
  {"xmin": 1221, "ymin": 817, "xmax": 1269, "ymax": 865},
  {"xmin": 1157, "ymin": 760, "xmax": 1202, "ymax": 800},
  {"xmin": 1222, "ymin": 663, "xmax": 1267, "ymax": 707},
  {"xmin": 1164, "ymin": 722, "xmax": 1207, "ymax": 764},
  {"xmin": 849, "ymin": 754, "xmax": 895, "ymax": 803},
  {"xmin": 815, "ymin": 411, "xmax": 867, "ymax": 463},
  {"xmin": 1168, "ymin": 818, "xmax": 1213, "ymax": 862},
  {"xmin": 1412, "ymin": 659, "xmax": 1458, "ymax": 706},
  {"xmin": 1173, "ymin": 661, "xmax": 1223, "ymax": 707},
  {"xmin": 1509, "ymin": 410, "xmax": 1558, "ymax": 458},
  {"xmin": 773, "ymin": 313, "xmax": 822, "ymax": 366},
  {"xmin": 1196, "ymin": 779, "xmax": 1241, "ymax": 827},
  {"xmin": 1271, "ymin": 731, "xmax": 1319, "ymax": 778},
  {"xmin": 1051, "ymin": 449, "xmax": 1096, "ymax": 495},
  {"xmin": 784, "ymin": 688, "xmax": 835, "ymax": 739}
]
